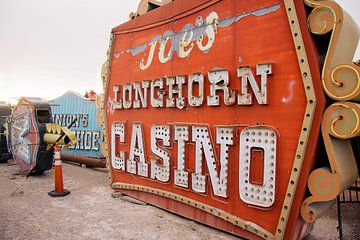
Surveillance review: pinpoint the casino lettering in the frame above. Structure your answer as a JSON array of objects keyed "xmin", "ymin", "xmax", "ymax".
[
  {"xmin": 110, "ymin": 63, "xmax": 277, "ymax": 208},
  {"xmin": 109, "ymin": 63, "xmax": 272, "ymax": 110}
]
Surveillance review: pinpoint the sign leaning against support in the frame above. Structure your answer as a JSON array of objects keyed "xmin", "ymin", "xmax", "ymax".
[{"xmin": 99, "ymin": 0, "xmax": 359, "ymax": 239}]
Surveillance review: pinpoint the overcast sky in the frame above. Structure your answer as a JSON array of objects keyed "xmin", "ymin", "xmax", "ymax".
[{"xmin": 0, "ymin": 0, "xmax": 359, "ymax": 103}]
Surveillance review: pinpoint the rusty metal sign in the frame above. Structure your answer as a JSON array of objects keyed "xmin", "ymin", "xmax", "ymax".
[
  {"xmin": 99, "ymin": 0, "xmax": 360, "ymax": 239},
  {"xmin": 10, "ymin": 97, "xmax": 53, "ymax": 174}
]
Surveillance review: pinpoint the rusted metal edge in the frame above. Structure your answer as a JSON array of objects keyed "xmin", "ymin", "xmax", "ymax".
[
  {"xmin": 111, "ymin": 182, "xmax": 275, "ymax": 240},
  {"xmin": 61, "ymin": 154, "xmax": 106, "ymax": 168}
]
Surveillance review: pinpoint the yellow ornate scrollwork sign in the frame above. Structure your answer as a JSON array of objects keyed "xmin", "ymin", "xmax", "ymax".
[
  {"xmin": 97, "ymin": 34, "xmax": 115, "ymax": 175},
  {"xmin": 305, "ymin": 0, "xmax": 360, "ymax": 101},
  {"xmin": 301, "ymin": 0, "xmax": 360, "ymax": 222}
]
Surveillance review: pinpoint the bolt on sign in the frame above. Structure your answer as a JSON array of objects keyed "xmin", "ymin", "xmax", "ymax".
[{"xmin": 99, "ymin": 0, "xmax": 360, "ymax": 239}]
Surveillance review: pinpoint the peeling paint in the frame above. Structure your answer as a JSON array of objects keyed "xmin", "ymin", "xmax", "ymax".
[
  {"xmin": 114, "ymin": 3, "xmax": 281, "ymax": 68},
  {"xmin": 127, "ymin": 44, "xmax": 147, "ymax": 56},
  {"xmin": 219, "ymin": 4, "xmax": 280, "ymax": 27},
  {"xmin": 210, "ymin": 66, "xmax": 224, "ymax": 71}
]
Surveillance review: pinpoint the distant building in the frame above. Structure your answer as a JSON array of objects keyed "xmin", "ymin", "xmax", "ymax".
[{"xmin": 50, "ymin": 91, "xmax": 103, "ymax": 158}]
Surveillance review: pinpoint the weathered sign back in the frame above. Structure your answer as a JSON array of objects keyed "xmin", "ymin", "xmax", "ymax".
[{"xmin": 100, "ymin": 0, "xmax": 360, "ymax": 239}]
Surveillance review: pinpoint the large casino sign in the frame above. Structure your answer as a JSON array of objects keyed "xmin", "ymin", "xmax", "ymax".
[{"xmin": 99, "ymin": 0, "xmax": 360, "ymax": 239}]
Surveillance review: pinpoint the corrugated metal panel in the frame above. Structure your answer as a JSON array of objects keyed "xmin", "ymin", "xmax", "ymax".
[{"xmin": 50, "ymin": 91, "xmax": 103, "ymax": 158}]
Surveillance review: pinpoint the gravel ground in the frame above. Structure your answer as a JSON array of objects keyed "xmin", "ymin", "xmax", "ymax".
[{"xmin": 0, "ymin": 161, "xmax": 348, "ymax": 239}]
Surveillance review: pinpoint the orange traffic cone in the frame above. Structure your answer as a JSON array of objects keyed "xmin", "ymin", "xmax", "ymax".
[{"xmin": 48, "ymin": 144, "xmax": 70, "ymax": 197}]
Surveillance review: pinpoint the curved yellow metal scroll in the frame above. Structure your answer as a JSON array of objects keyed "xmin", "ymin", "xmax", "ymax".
[
  {"xmin": 304, "ymin": 0, "xmax": 360, "ymax": 101},
  {"xmin": 301, "ymin": 103, "xmax": 359, "ymax": 222},
  {"xmin": 98, "ymin": 35, "xmax": 115, "ymax": 173},
  {"xmin": 301, "ymin": 0, "xmax": 360, "ymax": 223}
]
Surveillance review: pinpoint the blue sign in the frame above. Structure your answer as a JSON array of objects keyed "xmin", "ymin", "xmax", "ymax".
[{"xmin": 50, "ymin": 91, "xmax": 103, "ymax": 158}]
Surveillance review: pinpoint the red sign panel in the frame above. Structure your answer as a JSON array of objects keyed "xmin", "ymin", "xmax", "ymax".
[
  {"xmin": 104, "ymin": 0, "xmax": 327, "ymax": 239},
  {"xmin": 10, "ymin": 97, "xmax": 53, "ymax": 174}
]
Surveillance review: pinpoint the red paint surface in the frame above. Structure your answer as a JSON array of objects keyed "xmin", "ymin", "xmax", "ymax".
[
  {"xmin": 106, "ymin": 0, "xmax": 326, "ymax": 238},
  {"xmin": 11, "ymin": 98, "xmax": 40, "ymax": 174}
]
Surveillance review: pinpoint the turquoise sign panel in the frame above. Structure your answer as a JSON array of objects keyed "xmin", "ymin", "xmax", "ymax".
[{"xmin": 50, "ymin": 91, "xmax": 103, "ymax": 158}]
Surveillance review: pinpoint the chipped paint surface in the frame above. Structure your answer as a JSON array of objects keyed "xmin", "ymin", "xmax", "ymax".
[
  {"xmin": 113, "ymin": 3, "xmax": 281, "ymax": 70},
  {"xmin": 103, "ymin": 0, "xmax": 344, "ymax": 239}
]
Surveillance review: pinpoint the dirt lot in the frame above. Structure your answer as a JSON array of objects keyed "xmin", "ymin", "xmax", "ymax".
[{"xmin": 0, "ymin": 161, "xmax": 344, "ymax": 239}]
